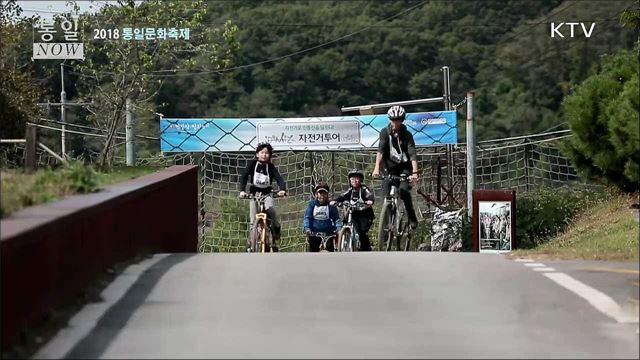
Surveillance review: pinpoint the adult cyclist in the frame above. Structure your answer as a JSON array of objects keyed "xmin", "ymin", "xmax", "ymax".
[{"xmin": 372, "ymin": 105, "xmax": 420, "ymax": 230}]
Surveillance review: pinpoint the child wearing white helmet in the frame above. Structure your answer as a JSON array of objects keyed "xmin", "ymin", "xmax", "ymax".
[
  {"xmin": 303, "ymin": 181, "xmax": 342, "ymax": 252},
  {"xmin": 331, "ymin": 169, "xmax": 375, "ymax": 251}
]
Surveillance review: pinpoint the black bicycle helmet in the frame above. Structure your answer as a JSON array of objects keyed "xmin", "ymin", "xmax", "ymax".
[
  {"xmin": 314, "ymin": 181, "xmax": 330, "ymax": 194},
  {"xmin": 347, "ymin": 169, "xmax": 364, "ymax": 180},
  {"xmin": 255, "ymin": 142, "xmax": 273, "ymax": 156}
]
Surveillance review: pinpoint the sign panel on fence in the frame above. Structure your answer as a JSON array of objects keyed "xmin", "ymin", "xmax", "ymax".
[
  {"xmin": 478, "ymin": 201, "xmax": 512, "ymax": 252},
  {"xmin": 472, "ymin": 190, "xmax": 517, "ymax": 253},
  {"xmin": 160, "ymin": 111, "xmax": 457, "ymax": 152},
  {"xmin": 256, "ymin": 121, "xmax": 360, "ymax": 149}
]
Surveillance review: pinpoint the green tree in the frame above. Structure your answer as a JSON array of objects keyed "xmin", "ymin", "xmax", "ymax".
[
  {"xmin": 562, "ymin": 48, "xmax": 639, "ymax": 191},
  {"xmin": 0, "ymin": 0, "xmax": 43, "ymax": 140},
  {"xmin": 73, "ymin": 0, "xmax": 238, "ymax": 168},
  {"xmin": 476, "ymin": 0, "xmax": 636, "ymax": 140},
  {"xmin": 621, "ymin": 7, "xmax": 640, "ymax": 32}
]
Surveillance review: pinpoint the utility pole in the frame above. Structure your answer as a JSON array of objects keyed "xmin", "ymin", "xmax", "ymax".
[
  {"xmin": 60, "ymin": 63, "xmax": 67, "ymax": 158},
  {"xmin": 36, "ymin": 64, "xmax": 91, "ymax": 159},
  {"xmin": 125, "ymin": 98, "xmax": 136, "ymax": 166}
]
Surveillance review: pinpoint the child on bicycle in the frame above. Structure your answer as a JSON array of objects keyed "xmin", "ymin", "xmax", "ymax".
[
  {"xmin": 303, "ymin": 181, "xmax": 342, "ymax": 252},
  {"xmin": 239, "ymin": 142, "xmax": 287, "ymax": 252},
  {"xmin": 330, "ymin": 169, "xmax": 375, "ymax": 251}
]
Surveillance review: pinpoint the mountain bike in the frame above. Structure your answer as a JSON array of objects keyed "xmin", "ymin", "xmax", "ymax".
[
  {"xmin": 335, "ymin": 201, "xmax": 369, "ymax": 252},
  {"xmin": 240, "ymin": 191, "xmax": 283, "ymax": 253},
  {"xmin": 306, "ymin": 231, "xmax": 337, "ymax": 253},
  {"xmin": 374, "ymin": 173, "xmax": 411, "ymax": 251}
]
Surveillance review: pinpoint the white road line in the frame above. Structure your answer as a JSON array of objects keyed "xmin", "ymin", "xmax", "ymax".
[
  {"xmin": 532, "ymin": 267, "xmax": 556, "ymax": 272},
  {"xmin": 543, "ymin": 272, "xmax": 639, "ymax": 324},
  {"xmin": 514, "ymin": 258, "xmax": 534, "ymax": 262},
  {"xmin": 33, "ymin": 254, "xmax": 170, "ymax": 359},
  {"xmin": 524, "ymin": 263, "xmax": 546, "ymax": 267}
]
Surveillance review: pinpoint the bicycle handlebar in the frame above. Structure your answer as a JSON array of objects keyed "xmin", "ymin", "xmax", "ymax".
[
  {"xmin": 335, "ymin": 201, "xmax": 370, "ymax": 211},
  {"xmin": 239, "ymin": 191, "xmax": 286, "ymax": 200},
  {"xmin": 306, "ymin": 231, "xmax": 337, "ymax": 238},
  {"xmin": 371, "ymin": 173, "xmax": 409, "ymax": 181}
]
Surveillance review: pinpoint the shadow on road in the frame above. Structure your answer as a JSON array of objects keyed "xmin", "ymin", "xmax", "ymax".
[{"xmin": 65, "ymin": 253, "xmax": 194, "ymax": 359}]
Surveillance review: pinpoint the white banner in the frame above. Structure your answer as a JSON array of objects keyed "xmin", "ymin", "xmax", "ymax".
[
  {"xmin": 256, "ymin": 120, "xmax": 361, "ymax": 149},
  {"xmin": 32, "ymin": 43, "xmax": 84, "ymax": 60}
]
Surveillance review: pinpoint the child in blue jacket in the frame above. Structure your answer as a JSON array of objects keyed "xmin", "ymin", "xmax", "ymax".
[{"xmin": 303, "ymin": 181, "xmax": 342, "ymax": 252}]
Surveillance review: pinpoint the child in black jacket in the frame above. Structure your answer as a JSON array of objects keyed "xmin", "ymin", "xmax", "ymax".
[
  {"xmin": 331, "ymin": 169, "xmax": 375, "ymax": 251},
  {"xmin": 239, "ymin": 142, "xmax": 287, "ymax": 251}
]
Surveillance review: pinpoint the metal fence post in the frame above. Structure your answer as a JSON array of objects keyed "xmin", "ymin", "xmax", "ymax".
[
  {"xmin": 24, "ymin": 123, "xmax": 37, "ymax": 174},
  {"xmin": 309, "ymin": 151, "xmax": 315, "ymax": 196},
  {"xmin": 442, "ymin": 66, "xmax": 455, "ymax": 207},
  {"xmin": 197, "ymin": 152, "xmax": 206, "ymax": 250},
  {"xmin": 524, "ymin": 140, "xmax": 531, "ymax": 192},
  {"xmin": 466, "ymin": 91, "xmax": 476, "ymax": 218},
  {"xmin": 331, "ymin": 152, "xmax": 335, "ymax": 190},
  {"xmin": 436, "ymin": 159, "xmax": 442, "ymax": 204}
]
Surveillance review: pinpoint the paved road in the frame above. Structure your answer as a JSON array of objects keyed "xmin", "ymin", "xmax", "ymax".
[{"xmin": 35, "ymin": 253, "xmax": 639, "ymax": 359}]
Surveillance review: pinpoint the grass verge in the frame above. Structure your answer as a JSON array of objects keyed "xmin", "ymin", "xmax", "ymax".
[
  {"xmin": 1, "ymin": 163, "xmax": 162, "ymax": 218},
  {"xmin": 508, "ymin": 191, "xmax": 639, "ymax": 261}
]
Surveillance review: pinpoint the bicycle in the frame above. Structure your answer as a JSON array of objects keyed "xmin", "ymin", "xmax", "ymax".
[
  {"xmin": 374, "ymin": 173, "xmax": 412, "ymax": 251},
  {"xmin": 335, "ymin": 201, "xmax": 370, "ymax": 252},
  {"xmin": 306, "ymin": 231, "xmax": 337, "ymax": 253},
  {"xmin": 240, "ymin": 191, "xmax": 283, "ymax": 253}
]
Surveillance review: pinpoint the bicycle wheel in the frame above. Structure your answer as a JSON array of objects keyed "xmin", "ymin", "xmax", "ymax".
[
  {"xmin": 261, "ymin": 224, "xmax": 273, "ymax": 253},
  {"xmin": 396, "ymin": 204, "xmax": 410, "ymax": 251},
  {"xmin": 403, "ymin": 231, "xmax": 411, "ymax": 251},
  {"xmin": 353, "ymin": 233, "xmax": 361, "ymax": 252},
  {"xmin": 377, "ymin": 202, "xmax": 394, "ymax": 251},
  {"xmin": 320, "ymin": 237, "xmax": 330, "ymax": 252},
  {"xmin": 266, "ymin": 223, "xmax": 274, "ymax": 252},
  {"xmin": 340, "ymin": 228, "xmax": 352, "ymax": 252},
  {"xmin": 386, "ymin": 211, "xmax": 395, "ymax": 251},
  {"xmin": 251, "ymin": 219, "xmax": 265, "ymax": 253}
]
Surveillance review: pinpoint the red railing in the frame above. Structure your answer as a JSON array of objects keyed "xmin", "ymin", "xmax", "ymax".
[{"xmin": 1, "ymin": 165, "xmax": 198, "ymax": 349}]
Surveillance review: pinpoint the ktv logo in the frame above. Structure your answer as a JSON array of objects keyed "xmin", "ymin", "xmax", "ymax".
[{"xmin": 550, "ymin": 22, "xmax": 596, "ymax": 38}]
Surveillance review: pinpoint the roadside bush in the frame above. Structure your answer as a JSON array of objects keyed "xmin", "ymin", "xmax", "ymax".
[
  {"xmin": 516, "ymin": 185, "xmax": 608, "ymax": 248},
  {"xmin": 562, "ymin": 48, "xmax": 639, "ymax": 192},
  {"xmin": 59, "ymin": 160, "xmax": 100, "ymax": 193}
]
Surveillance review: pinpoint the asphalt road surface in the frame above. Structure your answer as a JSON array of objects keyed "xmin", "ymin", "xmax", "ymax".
[{"xmin": 35, "ymin": 252, "xmax": 639, "ymax": 359}]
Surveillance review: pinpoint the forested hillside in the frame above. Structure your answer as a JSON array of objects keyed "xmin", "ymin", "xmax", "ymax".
[
  {"xmin": 156, "ymin": 0, "xmax": 636, "ymax": 141},
  {"xmin": 2, "ymin": 0, "xmax": 637, "ymax": 154}
]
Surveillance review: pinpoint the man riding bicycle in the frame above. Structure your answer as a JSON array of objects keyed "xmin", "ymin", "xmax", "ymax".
[
  {"xmin": 239, "ymin": 142, "xmax": 287, "ymax": 252},
  {"xmin": 372, "ymin": 105, "xmax": 420, "ymax": 230}
]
